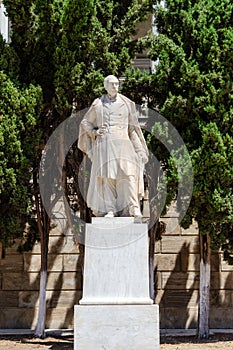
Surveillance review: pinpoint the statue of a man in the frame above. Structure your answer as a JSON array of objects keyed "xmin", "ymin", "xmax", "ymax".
[{"xmin": 78, "ymin": 75, "xmax": 148, "ymax": 218}]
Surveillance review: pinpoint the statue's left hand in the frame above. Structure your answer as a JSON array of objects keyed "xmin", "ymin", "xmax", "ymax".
[{"xmin": 137, "ymin": 151, "xmax": 148, "ymax": 164}]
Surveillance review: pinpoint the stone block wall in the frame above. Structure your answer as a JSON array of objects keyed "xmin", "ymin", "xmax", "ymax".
[
  {"xmin": 155, "ymin": 206, "xmax": 233, "ymax": 330},
  {"xmin": 154, "ymin": 206, "xmax": 200, "ymax": 329},
  {"xmin": 1, "ymin": 208, "xmax": 233, "ymax": 329},
  {"xmin": 0, "ymin": 226, "xmax": 83, "ymax": 329}
]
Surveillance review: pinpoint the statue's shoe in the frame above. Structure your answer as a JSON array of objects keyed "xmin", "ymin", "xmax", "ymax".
[
  {"xmin": 129, "ymin": 207, "xmax": 142, "ymax": 217},
  {"xmin": 131, "ymin": 208, "xmax": 143, "ymax": 223},
  {"xmin": 133, "ymin": 208, "xmax": 143, "ymax": 217},
  {"xmin": 104, "ymin": 211, "xmax": 115, "ymax": 218}
]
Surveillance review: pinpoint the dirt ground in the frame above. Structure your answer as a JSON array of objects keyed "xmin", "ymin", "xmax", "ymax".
[{"xmin": 1, "ymin": 334, "xmax": 233, "ymax": 350}]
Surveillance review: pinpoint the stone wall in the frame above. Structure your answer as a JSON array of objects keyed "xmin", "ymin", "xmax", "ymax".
[
  {"xmin": 0, "ymin": 208, "xmax": 233, "ymax": 329},
  {"xmin": 155, "ymin": 205, "xmax": 233, "ymax": 329},
  {"xmin": 0, "ymin": 226, "xmax": 83, "ymax": 329}
]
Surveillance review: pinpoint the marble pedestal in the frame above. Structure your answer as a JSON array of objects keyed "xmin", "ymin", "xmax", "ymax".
[{"xmin": 74, "ymin": 217, "xmax": 160, "ymax": 350}]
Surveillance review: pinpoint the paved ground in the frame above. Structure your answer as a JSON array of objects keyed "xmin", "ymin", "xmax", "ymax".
[{"xmin": 1, "ymin": 333, "xmax": 233, "ymax": 349}]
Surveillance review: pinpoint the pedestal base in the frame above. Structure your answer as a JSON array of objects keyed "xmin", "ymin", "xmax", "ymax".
[
  {"xmin": 80, "ymin": 218, "xmax": 152, "ymax": 305},
  {"xmin": 74, "ymin": 304, "xmax": 160, "ymax": 350}
]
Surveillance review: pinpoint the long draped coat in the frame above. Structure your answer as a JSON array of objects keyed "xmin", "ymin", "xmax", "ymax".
[{"xmin": 78, "ymin": 94, "xmax": 148, "ymax": 213}]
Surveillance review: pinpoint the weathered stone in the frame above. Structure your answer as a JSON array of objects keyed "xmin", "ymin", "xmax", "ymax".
[
  {"xmin": 0, "ymin": 307, "xmax": 38, "ymax": 329},
  {"xmin": 49, "ymin": 224, "xmax": 72, "ymax": 236},
  {"xmin": 154, "ymin": 240, "xmax": 161, "ymax": 253},
  {"xmin": 211, "ymin": 252, "xmax": 221, "ymax": 272},
  {"xmin": 159, "ymin": 290, "xmax": 199, "ymax": 308},
  {"xmin": 210, "ymin": 290, "xmax": 233, "ymax": 307},
  {"xmin": 18, "ymin": 290, "xmax": 82, "ymax": 308},
  {"xmin": 181, "ymin": 220, "xmax": 198, "ymax": 235},
  {"xmin": 0, "ymin": 306, "xmax": 77, "ymax": 329},
  {"xmin": 161, "ymin": 217, "xmax": 181, "ymax": 235},
  {"xmin": 154, "ymin": 289, "xmax": 163, "ymax": 305},
  {"xmin": 46, "ymin": 271, "xmax": 82, "ymax": 291},
  {"xmin": 30, "ymin": 241, "xmax": 41, "ymax": 254},
  {"xmin": 210, "ymin": 307, "xmax": 233, "ymax": 328},
  {"xmin": 0, "ymin": 254, "xmax": 24, "ymax": 272},
  {"xmin": 181, "ymin": 253, "xmax": 200, "ymax": 272},
  {"xmin": 154, "ymin": 271, "xmax": 162, "ymax": 290},
  {"xmin": 220, "ymin": 254, "xmax": 233, "ymax": 271},
  {"xmin": 49, "ymin": 235, "xmax": 79, "ymax": 254},
  {"xmin": 30, "ymin": 234, "xmax": 79, "ymax": 254},
  {"xmin": 162, "ymin": 202, "xmax": 179, "ymax": 218},
  {"xmin": 0, "ymin": 206, "xmax": 233, "ymax": 330},
  {"xmin": 23, "ymin": 253, "xmax": 63, "ymax": 272},
  {"xmin": 142, "ymin": 191, "xmax": 150, "ymax": 217},
  {"xmin": 45, "ymin": 307, "xmax": 74, "ymax": 328},
  {"xmin": 161, "ymin": 235, "xmax": 199, "ymax": 253},
  {"xmin": 2, "ymin": 272, "xmax": 40, "ymax": 291},
  {"xmin": 160, "ymin": 306, "xmax": 198, "ymax": 329},
  {"xmin": 4, "ymin": 239, "xmax": 22, "ymax": 255},
  {"xmin": 47, "ymin": 290, "xmax": 82, "ymax": 307},
  {"xmin": 18, "ymin": 291, "xmax": 39, "ymax": 308},
  {"xmin": 63, "ymin": 254, "xmax": 82, "ymax": 272},
  {"xmin": 0, "ymin": 291, "xmax": 18, "ymax": 307},
  {"xmin": 211, "ymin": 271, "xmax": 233, "ymax": 289},
  {"xmin": 49, "ymin": 200, "xmax": 74, "ymax": 236},
  {"xmin": 154, "ymin": 253, "xmax": 181, "ymax": 272},
  {"xmin": 161, "ymin": 272, "xmax": 199, "ymax": 290}
]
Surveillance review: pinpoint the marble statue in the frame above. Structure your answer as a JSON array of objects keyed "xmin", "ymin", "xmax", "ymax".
[{"xmin": 78, "ymin": 75, "xmax": 148, "ymax": 218}]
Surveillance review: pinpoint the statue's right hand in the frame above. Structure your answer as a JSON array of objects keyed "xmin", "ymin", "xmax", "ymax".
[{"xmin": 96, "ymin": 125, "xmax": 107, "ymax": 136}]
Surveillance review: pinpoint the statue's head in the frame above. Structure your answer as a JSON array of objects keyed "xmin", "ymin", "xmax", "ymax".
[{"xmin": 104, "ymin": 75, "xmax": 119, "ymax": 98}]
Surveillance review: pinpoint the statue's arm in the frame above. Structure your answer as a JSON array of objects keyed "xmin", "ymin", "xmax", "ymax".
[
  {"xmin": 78, "ymin": 102, "xmax": 99, "ymax": 160},
  {"xmin": 129, "ymin": 128, "xmax": 148, "ymax": 164},
  {"xmin": 80, "ymin": 106, "xmax": 98, "ymax": 139},
  {"xmin": 126, "ymin": 99, "xmax": 148, "ymax": 164},
  {"xmin": 129, "ymin": 127, "xmax": 143, "ymax": 152}
]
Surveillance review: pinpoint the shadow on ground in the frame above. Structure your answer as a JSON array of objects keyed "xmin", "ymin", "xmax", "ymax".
[
  {"xmin": 0, "ymin": 335, "xmax": 73, "ymax": 350},
  {"xmin": 2, "ymin": 333, "xmax": 233, "ymax": 350},
  {"xmin": 160, "ymin": 333, "xmax": 233, "ymax": 344}
]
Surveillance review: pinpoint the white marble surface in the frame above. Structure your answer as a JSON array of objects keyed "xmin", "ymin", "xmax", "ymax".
[
  {"xmin": 92, "ymin": 216, "xmax": 134, "ymax": 225},
  {"xmin": 80, "ymin": 218, "xmax": 152, "ymax": 305},
  {"xmin": 74, "ymin": 304, "xmax": 160, "ymax": 350}
]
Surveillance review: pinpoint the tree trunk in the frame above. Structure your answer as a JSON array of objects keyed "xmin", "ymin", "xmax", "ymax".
[
  {"xmin": 35, "ymin": 269, "xmax": 47, "ymax": 338},
  {"xmin": 149, "ymin": 221, "xmax": 156, "ymax": 300},
  {"xmin": 198, "ymin": 232, "xmax": 211, "ymax": 339},
  {"xmin": 146, "ymin": 154, "xmax": 160, "ymax": 301},
  {"xmin": 34, "ymin": 202, "xmax": 50, "ymax": 338},
  {"xmin": 34, "ymin": 171, "xmax": 50, "ymax": 338}
]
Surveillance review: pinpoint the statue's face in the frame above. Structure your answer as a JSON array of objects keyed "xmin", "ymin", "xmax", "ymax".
[{"xmin": 105, "ymin": 80, "xmax": 119, "ymax": 98}]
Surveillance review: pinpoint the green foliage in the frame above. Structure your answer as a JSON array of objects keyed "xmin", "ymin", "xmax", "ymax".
[
  {"xmin": 123, "ymin": 0, "xmax": 233, "ymax": 261},
  {"xmin": 154, "ymin": 0, "xmax": 233, "ymax": 261},
  {"xmin": 0, "ymin": 71, "xmax": 42, "ymax": 246},
  {"xmin": 121, "ymin": 68, "xmax": 153, "ymax": 105},
  {"xmin": 0, "ymin": 0, "xmax": 153, "ymax": 247},
  {"xmin": 191, "ymin": 122, "xmax": 233, "ymax": 251},
  {"xmin": 0, "ymin": 35, "xmax": 20, "ymax": 81},
  {"xmin": 4, "ymin": 0, "xmax": 153, "ymax": 114},
  {"xmin": 53, "ymin": 0, "xmax": 153, "ymax": 112}
]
